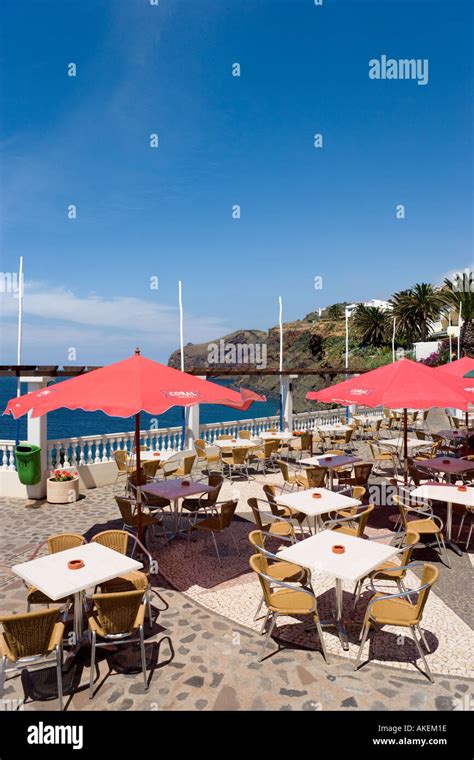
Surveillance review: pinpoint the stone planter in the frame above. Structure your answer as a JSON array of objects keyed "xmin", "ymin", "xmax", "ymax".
[{"xmin": 46, "ymin": 476, "xmax": 80, "ymax": 504}]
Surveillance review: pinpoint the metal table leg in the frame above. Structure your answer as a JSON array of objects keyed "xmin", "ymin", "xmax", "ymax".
[{"xmin": 335, "ymin": 578, "xmax": 349, "ymax": 650}]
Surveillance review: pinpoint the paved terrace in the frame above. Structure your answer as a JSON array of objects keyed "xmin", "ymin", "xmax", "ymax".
[{"xmin": 0, "ymin": 426, "xmax": 473, "ymax": 712}]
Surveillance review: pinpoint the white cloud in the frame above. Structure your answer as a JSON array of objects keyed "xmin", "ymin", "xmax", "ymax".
[{"xmin": 0, "ymin": 281, "xmax": 228, "ymax": 364}]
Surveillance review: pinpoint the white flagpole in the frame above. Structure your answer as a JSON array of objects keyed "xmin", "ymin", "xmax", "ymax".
[
  {"xmin": 392, "ymin": 316, "xmax": 396, "ymax": 362},
  {"xmin": 15, "ymin": 256, "xmax": 24, "ymax": 446},
  {"xmin": 178, "ymin": 280, "xmax": 184, "ymax": 372},
  {"xmin": 279, "ymin": 296, "xmax": 283, "ymax": 430},
  {"xmin": 178, "ymin": 281, "xmax": 186, "ymax": 450},
  {"xmin": 458, "ymin": 302, "xmax": 462, "ymax": 360},
  {"xmin": 448, "ymin": 310, "xmax": 452, "ymax": 361}
]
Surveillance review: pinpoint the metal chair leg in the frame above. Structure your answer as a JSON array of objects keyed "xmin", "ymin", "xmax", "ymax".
[
  {"xmin": 314, "ymin": 617, "xmax": 330, "ymax": 664},
  {"xmin": 56, "ymin": 646, "xmax": 63, "ymax": 711},
  {"xmin": 140, "ymin": 625, "xmax": 148, "ymax": 691},
  {"xmin": 411, "ymin": 627, "xmax": 434, "ymax": 682},
  {"xmin": 354, "ymin": 622, "xmax": 370, "ymax": 670},
  {"xmin": 0, "ymin": 655, "xmax": 6, "ymax": 697},
  {"xmin": 229, "ymin": 528, "xmax": 240, "ymax": 556},
  {"xmin": 259, "ymin": 609, "xmax": 271, "ymax": 634},
  {"xmin": 456, "ymin": 513, "xmax": 466, "ymax": 541},
  {"xmin": 254, "ymin": 595, "xmax": 265, "ymax": 621},
  {"xmin": 211, "ymin": 532, "xmax": 222, "ymax": 567},
  {"xmin": 89, "ymin": 631, "xmax": 96, "ymax": 699},
  {"xmin": 259, "ymin": 613, "xmax": 277, "ymax": 661},
  {"xmin": 416, "ymin": 624, "xmax": 430, "ymax": 652}
]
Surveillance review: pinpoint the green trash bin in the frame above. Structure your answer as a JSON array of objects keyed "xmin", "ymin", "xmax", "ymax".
[{"xmin": 15, "ymin": 444, "xmax": 42, "ymax": 486}]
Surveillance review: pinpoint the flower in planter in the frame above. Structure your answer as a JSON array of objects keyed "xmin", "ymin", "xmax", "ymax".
[{"xmin": 49, "ymin": 470, "xmax": 77, "ymax": 482}]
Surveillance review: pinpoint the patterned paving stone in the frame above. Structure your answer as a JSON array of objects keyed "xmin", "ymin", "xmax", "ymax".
[{"xmin": 0, "ymin": 424, "xmax": 472, "ymax": 711}]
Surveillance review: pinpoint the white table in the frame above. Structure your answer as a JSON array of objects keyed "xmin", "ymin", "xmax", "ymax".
[
  {"xmin": 258, "ymin": 431, "xmax": 297, "ymax": 442},
  {"xmin": 300, "ymin": 454, "xmax": 362, "ymax": 490},
  {"xmin": 277, "ymin": 487, "xmax": 361, "ymax": 533},
  {"xmin": 378, "ymin": 437, "xmax": 431, "ymax": 453},
  {"xmin": 278, "ymin": 530, "xmax": 398, "ymax": 650},
  {"xmin": 352, "ymin": 415, "xmax": 381, "ymax": 425},
  {"xmin": 12, "ymin": 543, "xmax": 143, "ymax": 644},
  {"xmin": 129, "ymin": 450, "xmax": 175, "ymax": 464},
  {"xmin": 214, "ymin": 439, "xmax": 259, "ymax": 449},
  {"xmin": 317, "ymin": 424, "xmax": 352, "ymax": 435},
  {"xmin": 411, "ymin": 483, "xmax": 474, "ymax": 548}
]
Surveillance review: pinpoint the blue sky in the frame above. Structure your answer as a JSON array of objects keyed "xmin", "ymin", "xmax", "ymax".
[{"xmin": 0, "ymin": 0, "xmax": 472, "ymax": 365}]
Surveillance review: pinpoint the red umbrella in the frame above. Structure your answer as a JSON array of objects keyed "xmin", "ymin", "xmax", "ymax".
[
  {"xmin": 435, "ymin": 356, "xmax": 474, "ymax": 377},
  {"xmin": 4, "ymin": 349, "xmax": 266, "ymax": 537},
  {"xmin": 306, "ymin": 358, "xmax": 470, "ymax": 481},
  {"xmin": 435, "ymin": 356, "xmax": 474, "ymax": 438}
]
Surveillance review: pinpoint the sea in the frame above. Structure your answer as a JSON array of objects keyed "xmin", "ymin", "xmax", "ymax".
[{"xmin": 0, "ymin": 377, "xmax": 279, "ymax": 441}]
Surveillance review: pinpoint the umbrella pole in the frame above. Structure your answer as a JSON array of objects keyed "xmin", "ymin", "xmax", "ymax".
[
  {"xmin": 135, "ymin": 412, "xmax": 143, "ymax": 543},
  {"xmin": 403, "ymin": 408, "xmax": 408, "ymax": 485},
  {"xmin": 466, "ymin": 410, "xmax": 470, "ymax": 456}
]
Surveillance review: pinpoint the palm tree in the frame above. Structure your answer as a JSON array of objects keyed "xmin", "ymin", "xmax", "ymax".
[
  {"xmin": 390, "ymin": 283, "xmax": 443, "ymax": 343},
  {"xmin": 441, "ymin": 276, "xmax": 474, "ymax": 357},
  {"xmin": 352, "ymin": 305, "xmax": 390, "ymax": 347}
]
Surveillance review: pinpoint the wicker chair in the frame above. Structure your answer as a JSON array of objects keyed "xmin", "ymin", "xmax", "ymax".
[
  {"xmin": 173, "ymin": 453, "xmax": 196, "ymax": 479},
  {"xmin": 337, "ymin": 462, "xmax": 373, "ymax": 490},
  {"xmin": 297, "ymin": 465, "xmax": 327, "ymax": 490},
  {"xmin": 354, "ymin": 562, "xmax": 439, "ymax": 682},
  {"xmin": 251, "ymin": 441, "xmax": 280, "ymax": 474},
  {"xmin": 0, "ymin": 608, "xmax": 65, "ymax": 709},
  {"xmin": 92, "ymin": 529, "xmax": 157, "ymax": 625},
  {"xmin": 394, "ymin": 494, "xmax": 451, "ymax": 568},
  {"xmin": 275, "ymin": 459, "xmax": 300, "ymax": 492},
  {"xmin": 26, "ymin": 533, "xmax": 86, "ymax": 611},
  {"xmin": 263, "ymin": 484, "xmax": 307, "ymax": 537},
  {"xmin": 249, "ymin": 553, "xmax": 329, "ymax": 663},
  {"xmin": 353, "ymin": 530, "xmax": 420, "ymax": 609},
  {"xmin": 88, "ymin": 589, "xmax": 148, "ymax": 698},
  {"xmin": 239, "ymin": 430, "xmax": 252, "ymax": 439},
  {"xmin": 248, "ymin": 498, "xmax": 296, "ymax": 542},
  {"xmin": 185, "ymin": 499, "xmax": 240, "ymax": 566},
  {"xmin": 222, "ymin": 447, "xmax": 251, "ymax": 481},
  {"xmin": 115, "ymin": 496, "xmax": 168, "ymax": 545},
  {"xmin": 249, "ymin": 530, "xmax": 309, "ymax": 619},
  {"xmin": 181, "ymin": 474, "xmax": 224, "ymax": 523},
  {"xmin": 322, "ymin": 504, "xmax": 374, "ymax": 538},
  {"xmin": 113, "ymin": 449, "xmax": 136, "ymax": 490}
]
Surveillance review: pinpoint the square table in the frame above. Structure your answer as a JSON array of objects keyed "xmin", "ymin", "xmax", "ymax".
[
  {"xmin": 129, "ymin": 450, "xmax": 175, "ymax": 464},
  {"xmin": 142, "ymin": 477, "xmax": 215, "ymax": 537},
  {"xmin": 378, "ymin": 437, "xmax": 431, "ymax": 453},
  {"xmin": 278, "ymin": 530, "xmax": 398, "ymax": 650},
  {"xmin": 277, "ymin": 487, "xmax": 361, "ymax": 533},
  {"xmin": 300, "ymin": 454, "xmax": 362, "ymax": 490},
  {"xmin": 415, "ymin": 457, "xmax": 474, "ymax": 483},
  {"xmin": 12, "ymin": 543, "xmax": 143, "ymax": 644},
  {"xmin": 258, "ymin": 431, "xmax": 297, "ymax": 442},
  {"xmin": 411, "ymin": 483, "xmax": 474, "ymax": 548},
  {"xmin": 214, "ymin": 439, "xmax": 259, "ymax": 450}
]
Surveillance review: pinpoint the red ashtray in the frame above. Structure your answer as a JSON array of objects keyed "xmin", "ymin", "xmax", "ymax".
[
  {"xmin": 442, "ymin": 459, "xmax": 451, "ymax": 464},
  {"xmin": 271, "ymin": 432, "xmax": 277, "ymax": 436},
  {"xmin": 181, "ymin": 480, "xmax": 191, "ymax": 487},
  {"xmin": 458, "ymin": 486, "xmax": 468, "ymax": 492},
  {"xmin": 232, "ymin": 439, "xmax": 237, "ymax": 443},
  {"xmin": 326, "ymin": 457, "xmax": 332, "ymax": 462},
  {"xmin": 153, "ymin": 453, "xmax": 161, "ymax": 458},
  {"xmin": 312, "ymin": 493, "xmax": 322, "ymax": 499},
  {"xmin": 332, "ymin": 545, "xmax": 345, "ymax": 555},
  {"xmin": 68, "ymin": 559, "xmax": 84, "ymax": 570}
]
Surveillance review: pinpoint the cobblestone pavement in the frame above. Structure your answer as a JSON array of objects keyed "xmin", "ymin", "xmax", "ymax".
[{"xmin": 0, "ymin": 416, "xmax": 473, "ymax": 712}]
